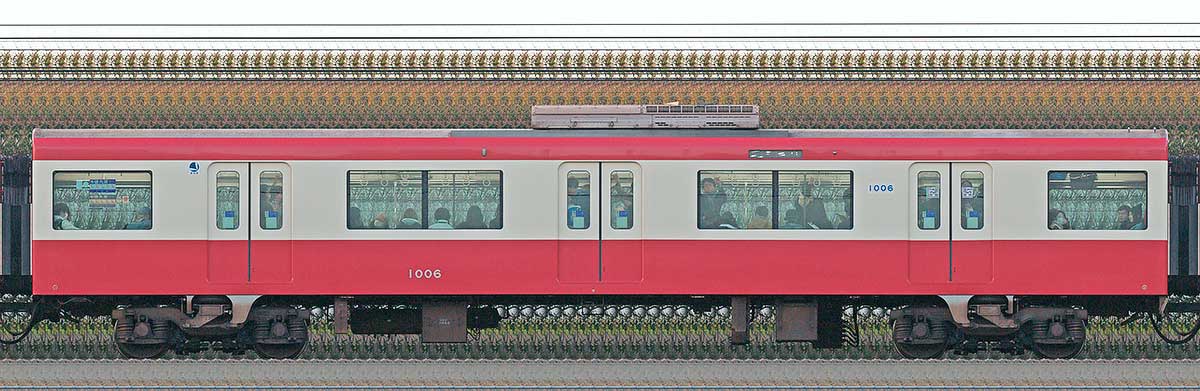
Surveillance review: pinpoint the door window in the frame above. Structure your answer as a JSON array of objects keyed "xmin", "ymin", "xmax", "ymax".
[
  {"xmin": 960, "ymin": 171, "xmax": 984, "ymax": 230},
  {"xmin": 260, "ymin": 171, "xmax": 284, "ymax": 230},
  {"xmin": 566, "ymin": 171, "xmax": 591, "ymax": 229},
  {"xmin": 216, "ymin": 171, "xmax": 240, "ymax": 230},
  {"xmin": 610, "ymin": 170, "xmax": 634, "ymax": 229},
  {"xmin": 916, "ymin": 171, "xmax": 941, "ymax": 230}
]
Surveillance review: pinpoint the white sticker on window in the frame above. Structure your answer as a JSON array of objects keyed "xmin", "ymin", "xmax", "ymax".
[{"xmin": 961, "ymin": 186, "xmax": 976, "ymax": 199}]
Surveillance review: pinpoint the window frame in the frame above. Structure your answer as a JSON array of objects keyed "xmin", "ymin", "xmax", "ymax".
[
  {"xmin": 609, "ymin": 169, "xmax": 635, "ymax": 230},
  {"xmin": 345, "ymin": 169, "xmax": 504, "ymax": 231},
  {"xmin": 1046, "ymin": 170, "xmax": 1149, "ymax": 231},
  {"xmin": 259, "ymin": 170, "xmax": 285, "ymax": 231},
  {"xmin": 959, "ymin": 170, "xmax": 984, "ymax": 231},
  {"xmin": 696, "ymin": 169, "xmax": 854, "ymax": 231},
  {"xmin": 565, "ymin": 170, "xmax": 591, "ymax": 230},
  {"xmin": 777, "ymin": 170, "xmax": 855, "ymax": 230},
  {"xmin": 51, "ymin": 170, "xmax": 153, "ymax": 231},
  {"xmin": 215, "ymin": 170, "xmax": 241, "ymax": 230},
  {"xmin": 916, "ymin": 171, "xmax": 942, "ymax": 230}
]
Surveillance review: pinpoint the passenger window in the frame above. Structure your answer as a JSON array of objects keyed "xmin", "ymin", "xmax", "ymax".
[
  {"xmin": 697, "ymin": 171, "xmax": 772, "ymax": 229},
  {"xmin": 259, "ymin": 171, "xmax": 284, "ymax": 230},
  {"xmin": 566, "ymin": 171, "xmax": 590, "ymax": 229},
  {"xmin": 611, "ymin": 170, "xmax": 634, "ymax": 230},
  {"xmin": 347, "ymin": 171, "xmax": 423, "ymax": 230},
  {"xmin": 1048, "ymin": 171, "xmax": 1147, "ymax": 230},
  {"xmin": 916, "ymin": 171, "xmax": 941, "ymax": 230},
  {"xmin": 960, "ymin": 171, "xmax": 984, "ymax": 230},
  {"xmin": 427, "ymin": 170, "xmax": 502, "ymax": 230},
  {"xmin": 51, "ymin": 171, "xmax": 152, "ymax": 231},
  {"xmin": 778, "ymin": 171, "xmax": 853, "ymax": 230},
  {"xmin": 216, "ymin": 171, "xmax": 240, "ymax": 230}
]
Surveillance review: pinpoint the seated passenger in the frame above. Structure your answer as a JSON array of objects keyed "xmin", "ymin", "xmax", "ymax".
[
  {"xmin": 830, "ymin": 201, "xmax": 852, "ymax": 229},
  {"xmin": 780, "ymin": 209, "xmax": 804, "ymax": 229},
  {"xmin": 347, "ymin": 207, "xmax": 365, "ymax": 229},
  {"xmin": 698, "ymin": 177, "xmax": 727, "ymax": 229},
  {"xmin": 1049, "ymin": 209, "xmax": 1071, "ymax": 230},
  {"xmin": 489, "ymin": 209, "xmax": 502, "ymax": 229},
  {"xmin": 746, "ymin": 205, "xmax": 771, "ymax": 229},
  {"xmin": 53, "ymin": 203, "xmax": 78, "ymax": 230},
  {"xmin": 397, "ymin": 208, "xmax": 422, "ymax": 229},
  {"xmin": 1117, "ymin": 205, "xmax": 1135, "ymax": 230},
  {"xmin": 123, "ymin": 207, "xmax": 152, "ymax": 230},
  {"xmin": 370, "ymin": 212, "xmax": 390, "ymax": 229},
  {"xmin": 428, "ymin": 207, "xmax": 454, "ymax": 229},
  {"xmin": 1131, "ymin": 204, "xmax": 1146, "ymax": 230},
  {"xmin": 717, "ymin": 211, "xmax": 739, "ymax": 229},
  {"xmin": 456, "ymin": 205, "xmax": 488, "ymax": 229}
]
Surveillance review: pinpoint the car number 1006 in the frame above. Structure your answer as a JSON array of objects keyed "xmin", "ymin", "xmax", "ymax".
[
  {"xmin": 868, "ymin": 184, "xmax": 895, "ymax": 192},
  {"xmin": 409, "ymin": 269, "xmax": 442, "ymax": 279}
]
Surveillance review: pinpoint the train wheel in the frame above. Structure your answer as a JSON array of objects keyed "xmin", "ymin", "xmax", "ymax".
[
  {"xmin": 250, "ymin": 308, "xmax": 309, "ymax": 359},
  {"xmin": 1023, "ymin": 316, "xmax": 1086, "ymax": 359},
  {"xmin": 116, "ymin": 341, "xmax": 170, "ymax": 359},
  {"xmin": 891, "ymin": 316, "xmax": 950, "ymax": 359},
  {"xmin": 113, "ymin": 314, "xmax": 175, "ymax": 359}
]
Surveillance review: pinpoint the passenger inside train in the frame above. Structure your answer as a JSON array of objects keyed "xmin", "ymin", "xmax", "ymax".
[
  {"xmin": 429, "ymin": 208, "xmax": 454, "ymax": 229},
  {"xmin": 122, "ymin": 207, "xmax": 152, "ymax": 230},
  {"xmin": 398, "ymin": 208, "xmax": 421, "ymax": 229}
]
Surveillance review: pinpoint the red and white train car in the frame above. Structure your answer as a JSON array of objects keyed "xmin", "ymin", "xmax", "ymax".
[{"xmin": 30, "ymin": 114, "xmax": 1168, "ymax": 358}]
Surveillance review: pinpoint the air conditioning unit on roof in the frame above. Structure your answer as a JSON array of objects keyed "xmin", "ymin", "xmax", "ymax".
[{"xmin": 530, "ymin": 104, "xmax": 760, "ymax": 130}]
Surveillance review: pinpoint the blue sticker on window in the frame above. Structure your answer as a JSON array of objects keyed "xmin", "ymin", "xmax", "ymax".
[
  {"xmin": 925, "ymin": 211, "xmax": 935, "ymax": 217},
  {"xmin": 619, "ymin": 211, "xmax": 629, "ymax": 217},
  {"xmin": 224, "ymin": 211, "xmax": 235, "ymax": 218},
  {"xmin": 969, "ymin": 210, "xmax": 979, "ymax": 217},
  {"xmin": 575, "ymin": 210, "xmax": 585, "ymax": 217},
  {"xmin": 267, "ymin": 211, "xmax": 278, "ymax": 218}
]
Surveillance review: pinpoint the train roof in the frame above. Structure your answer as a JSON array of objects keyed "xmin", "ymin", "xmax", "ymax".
[{"xmin": 33, "ymin": 128, "xmax": 1168, "ymax": 139}]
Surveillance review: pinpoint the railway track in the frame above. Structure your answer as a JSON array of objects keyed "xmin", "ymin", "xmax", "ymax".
[
  {"xmin": 4, "ymin": 301, "xmax": 1200, "ymax": 360},
  {"xmin": 0, "ymin": 359, "xmax": 1197, "ymax": 389}
]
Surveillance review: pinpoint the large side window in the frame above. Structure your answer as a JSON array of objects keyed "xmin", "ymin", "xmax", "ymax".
[
  {"xmin": 698, "ymin": 171, "xmax": 772, "ymax": 229},
  {"xmin": 52, "ymin": 171, "xmax": 152, "ymax": 230},
  {"xmin": 428, "ymin": 171, "xmax": 503, "ymax": 230},
  {"xmin": 349, "ymin": 170, "xmax": 502, "ymax": 230},
  {"xmin": 1048, "ymin": 171, "xmax": 1148, "ymax": 230},
  {"xmin": 778, "ymin": 171, "xmax": 854, "ymax": 230},
  {"xmin": 697, "ymin": 170, "xmax": 852, "ymax": 230},
  {"xmin": 347, "ymin": 170, "xmax": 424, "ymax": 229}
]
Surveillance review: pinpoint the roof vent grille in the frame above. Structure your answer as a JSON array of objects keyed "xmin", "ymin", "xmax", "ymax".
[{"xmin": 532, "ymin": 104, "xmax": 759, "ymax": 129}]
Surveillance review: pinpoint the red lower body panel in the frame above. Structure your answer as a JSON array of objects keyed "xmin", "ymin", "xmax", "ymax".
[
  {"xmin": 32, "ymin": 239, "xmax": 1165, "ymax": 296},
  {"xmin": 557, "ymin": 240, "xmax": 598, "ymax": 283}
]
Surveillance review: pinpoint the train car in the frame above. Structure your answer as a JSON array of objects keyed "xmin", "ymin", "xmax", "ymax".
[{"xmin": 25, "ymin": 105, "xmax": 1171, "ymax": 359}]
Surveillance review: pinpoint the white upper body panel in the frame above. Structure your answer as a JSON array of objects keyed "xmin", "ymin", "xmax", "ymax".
[{"xmin": 32, "ymin": 158, "xmax": 1167, "ymax": 242}]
